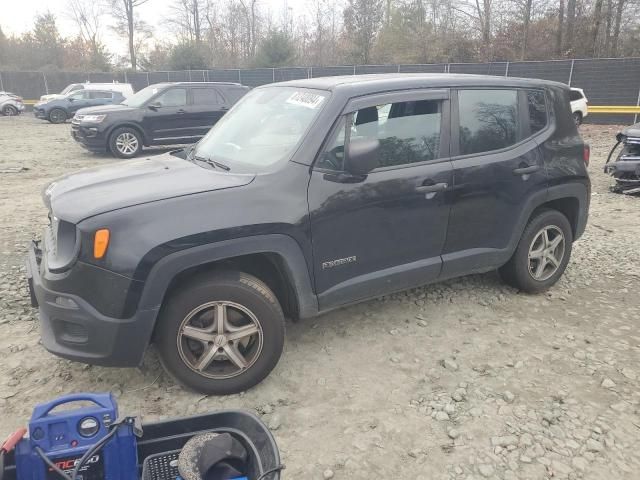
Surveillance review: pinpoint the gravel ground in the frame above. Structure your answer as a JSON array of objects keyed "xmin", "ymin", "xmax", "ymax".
[{"xmin": 0, "ymin": 115, "xmax": 638, "ymax": 480}]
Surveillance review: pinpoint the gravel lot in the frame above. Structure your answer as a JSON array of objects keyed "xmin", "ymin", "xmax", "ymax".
[{"xmin": 0, "ymin": 115, "xmax": 638, "ymax": 480}]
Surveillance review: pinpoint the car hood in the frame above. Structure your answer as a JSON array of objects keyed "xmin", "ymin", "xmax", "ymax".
[
  {"xmin": 76, "ymin": 104, "xmax": 137, "ymax": 116},
  {"xmin": 41, "ymin": 94, "xmax": 64, "ymax": 101},
  {"xmin": 44, "ymin": 152, "xmax": 255, "ymax": 223}
]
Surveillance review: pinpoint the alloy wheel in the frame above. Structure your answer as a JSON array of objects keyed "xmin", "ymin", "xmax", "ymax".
[
  {"xmin": 115, "ymin": 132, "xmax": 139, "ymax": 155},
  {"xmin": 3, "ymin": 106, "xmax": 17, "ymax": 116},
  {"xmin": 177, "ymin": 301, "xmax": 264, "ymax": 379},
  {"xmin": 528, "ymin": 225, "xmax": 565, "ymax": 281}
]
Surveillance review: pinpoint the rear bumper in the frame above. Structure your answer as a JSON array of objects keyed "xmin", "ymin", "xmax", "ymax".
[{"xmin": 26, "ymin": 242, "xmax": 158, "ymax": 367}]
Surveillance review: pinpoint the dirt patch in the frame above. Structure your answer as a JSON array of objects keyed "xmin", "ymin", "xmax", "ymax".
[{"xmin": 0, "ymin": 116, "xmax": 638, "ymax": 479}]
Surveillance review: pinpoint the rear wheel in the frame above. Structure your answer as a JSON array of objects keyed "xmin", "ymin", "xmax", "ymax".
[
  {"xmin": 573, "ymin": 111, "xmax": 583, "ymax": 126},
  {"xmin": 499, "ymin": 209, "xmax": 573, "ymax": 293},
  {"xmin": 2, "ymin": 105, "xmax": 18, "ymax": 116},
  {"xmin": 48, "ymin": 108, "xmax": 67, "ymax": 124},
  {"xmin": 109, "ymin": 127, "xmax": 142, "ymax": 158},
  {"xmin": 155, "ymin": 271, "xmax": 286, "ymax": 395}
]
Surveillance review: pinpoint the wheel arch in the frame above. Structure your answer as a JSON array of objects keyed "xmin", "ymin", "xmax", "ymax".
[{"xmin": 134, "ymin": 235, "xmax": 318, "ymax": 346}]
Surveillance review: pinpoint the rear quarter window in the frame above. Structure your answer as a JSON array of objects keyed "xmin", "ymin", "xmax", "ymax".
[
  {"xmin": 569, "ymin": 90, "xmax": 584, "ymax": 101},
  {"xmin": 527, "ymin": 90, "xmax": 548, "ymax": 134}
]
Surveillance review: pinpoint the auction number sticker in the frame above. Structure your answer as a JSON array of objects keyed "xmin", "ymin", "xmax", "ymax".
[{"xmin": 286, "ymin": 91, "xmax": 325, "ymax": 109}]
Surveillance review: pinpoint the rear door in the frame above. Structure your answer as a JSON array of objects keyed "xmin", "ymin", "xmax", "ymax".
[
  {"xmin": 141, "ymin": 87, "xmax": 197, "ymax": 144},
  {"xmin": 87, "ymin": 90, "xmax": 116, "ymax": 108},
  {"xmin": 308, "ymin": 89, "xmax": 453, "ymax": 309},
  {"xmin": 190, "ymin": 86, "xmax": 227, "ymax": 138},
  {"xmin": 440, "ymin": 88, "xmax": 548, "ymax": 278}
]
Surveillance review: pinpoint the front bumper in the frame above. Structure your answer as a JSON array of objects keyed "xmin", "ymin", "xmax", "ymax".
[
  {"xmin": 33, "ymin": 107, "xmax": 47, "ymax": 119},
  {"xmin": 26, "ymin": 242, "xmax": 158, "ymax": 367},
  {"xmin": 71, "ymin": 122, "xmax": 108, "ymax": 151}
]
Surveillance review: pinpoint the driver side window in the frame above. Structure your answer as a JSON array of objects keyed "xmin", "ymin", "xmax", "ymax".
[
  {"xmin": 69, "ymin": 90, "xmax": 88, "ymax": 100},
  {"xmin": 317, "ymin": 117, "xmax": 348, "ymax": 171},
  {"xmin": 154, "ymin": 88, "xmax": 187, "ymax": 108}
]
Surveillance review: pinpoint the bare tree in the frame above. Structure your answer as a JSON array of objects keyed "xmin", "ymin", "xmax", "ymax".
[
  {"xmin": 520, "ymin": 0, "xmax": 534, "ymax": 59},
  {"xmin": 556, "ymin": 0, "xmax": 564, "ymax": 55},
  {"xmin": 109, "ymin": 0, "xmax": 152, "ymax": 70},
  {"xmin": 167, "ymin": 0, "xmax": 208, "ymax": 44},
  {"xmin": 68, "ymin": 0, "xmax": 101, "ymax": 54},
  {"xmin": 591, "ymin": 0, "xmax": 604, "ymax": 55},
  {"xmin": 565, "ymin": 0, "xmax": 576, "ymax": 53}
]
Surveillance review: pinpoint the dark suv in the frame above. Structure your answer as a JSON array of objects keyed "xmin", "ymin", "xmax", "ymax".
[
  {"xmin": 71, "ymin": 82, "xmax": 249, "ymax": 158},
  {"xmin": 34, "ymin": 90, "xmax": 125, "ymax": 124},
  {"xmin": 27, "ymin": 74, "xmax": 590, "ymax": 395}
]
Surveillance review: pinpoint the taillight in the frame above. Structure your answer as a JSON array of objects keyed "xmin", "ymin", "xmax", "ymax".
[{"xmin": 583, "ymin": 145, "xmax": 590, "ymax": 167}]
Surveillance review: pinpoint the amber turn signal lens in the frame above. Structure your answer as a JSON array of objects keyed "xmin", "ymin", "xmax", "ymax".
[{"xmin": 94, "ymin": 229, "xmax": 110, "ymax": 259}]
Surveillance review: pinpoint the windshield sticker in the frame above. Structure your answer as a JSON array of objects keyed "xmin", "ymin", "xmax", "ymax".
[{"xmin": 286, "ymin": 91, "xmax": 325, "ymax": 109}]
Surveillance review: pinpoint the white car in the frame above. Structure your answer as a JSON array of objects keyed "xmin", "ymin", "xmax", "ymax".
[
  {"xmin": 40, "ymin": 82, "xmax": 134, "ymax": 102},
  {"xmin": 0, "ymin": 91, "xmax": 25, "ymax": 116},
  {"xmin": 570, "ymin": 87, "xmax": 588, "ymax": 126}
]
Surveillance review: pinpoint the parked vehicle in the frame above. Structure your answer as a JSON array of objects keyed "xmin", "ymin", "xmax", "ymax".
[
  {"xmin": 570, "ymin": 87, "xmax": 588, "ymax": 126},
  {"xmin": 0, "ymin": 91, "xmax": 25, "ymax": 116},
  {"xmin": 70, "ymin": 82, "xmax": 249, "ymax": 158},
  {"xmin": 26, "ymin": 74, "xmax": 590, "ymax": 395},
  {"xmin": 604, "ymin": 122, "xmax": 640, "ymax": 194},
  {"xmin": 40, "ymin": 82, "xmax": 134, "ymax": 102},
  {"xmin": 34, "ymin": 89, "xmax": 126, "ymax": 124}
]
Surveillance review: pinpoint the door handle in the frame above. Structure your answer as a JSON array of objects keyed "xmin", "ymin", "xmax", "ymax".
[
  {"xmin": 177, "ymin": 109, "xmax": 186, "ymax": 114},
  {"xmin": 415, "ymin": 182, "xmax": 448, "ymax": 193},
  {"xmin": 513, "ymin": 164, "xmax": 540, "ymax": 175}
]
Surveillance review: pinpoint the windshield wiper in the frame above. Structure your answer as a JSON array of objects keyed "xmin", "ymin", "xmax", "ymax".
[{"xmin": 186, "ymin": 145, "xmax": 231, "ymax": 171}]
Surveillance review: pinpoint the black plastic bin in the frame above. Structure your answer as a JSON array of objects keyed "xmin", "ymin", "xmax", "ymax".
[{"xmin": 2, "ymin": 410, "xmax": 280, "ymax": 480}]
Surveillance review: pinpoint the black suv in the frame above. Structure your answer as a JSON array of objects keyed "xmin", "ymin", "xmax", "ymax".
[
  {"xmin": 27, "ymin": 74, "xmax": 590, "ymax": 395},
  {"xmin": 71, "ymin": 82, "xmax": 249, "ymax": 158},
  {"xmin": 34, "ymin": 90, "xmax": 125, "ymax": 124}
]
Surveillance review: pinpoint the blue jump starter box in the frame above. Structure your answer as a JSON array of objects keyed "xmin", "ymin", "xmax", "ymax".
[{"xmin": 14, "ymin": 393, "xmax": 138, "ymax": 480}]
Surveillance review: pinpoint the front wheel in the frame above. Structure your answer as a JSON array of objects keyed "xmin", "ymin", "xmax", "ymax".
[
  {"xmin": 155, "ymin": 271, "xmax": 286, "ymax": 395},
  {"xmin": 499, "ymin": 209, "xmax": 573, "ymax": 293},
  {"xmin": 2, "ymin": 105, "xmax": 18, "ymax": 116},
  {"xmin": 573, "ymin": 112, "xmax": 583, "ymax": 126},
  {"xmin": 109, "ymin": 127, "xmax": 142, "ymax": 158},
  {"xmin": 48, "ymin": 108, "xmax": 67, "ymax": 124}
]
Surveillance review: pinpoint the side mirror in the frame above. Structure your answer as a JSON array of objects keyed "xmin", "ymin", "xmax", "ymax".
[
  {"xmin": 68, "ymin": 97, "xmax": 75, "ymax": 102},
  {"xmin": 148, "ymin": 102, "xmax": 161, "ymax": 110},
  {"xmin": 345, "ymin": 138, "xmax": 380, "ymax": 175}
]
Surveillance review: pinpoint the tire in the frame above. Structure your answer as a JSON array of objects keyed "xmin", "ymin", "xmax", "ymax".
[
  {"xmin": 155, "ymin": 271, "xmax": 286, "ymax": 395},
  {"xmin": 2, "ymin": 105, "xmax": 18, "ymax": 116},
  {"xmin": 573, "ymin": 111, "xmax": 582, "ymax": 126},
  {"xmin": 109, "ymin": 127, "xmax": 142, "ymax": 158},
  {"xmin": 48, "ymin": 108, "xmax": 67, "ymax": 124},
  {"xmin": 499, "ymin": 209, "xmax": 573, "ymax": 294}
]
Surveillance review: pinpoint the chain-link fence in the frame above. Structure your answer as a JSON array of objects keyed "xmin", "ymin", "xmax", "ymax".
[{"xmin": 2, "ymin": 57, "xmax": 639, "ymax": 124}]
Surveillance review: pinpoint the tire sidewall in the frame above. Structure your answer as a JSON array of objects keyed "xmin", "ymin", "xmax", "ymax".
[
  {"xmin": 49, "ymin": 108, "xmax": 67, "ymax": 124},
  {"xmin": 109, "ymin": 127, "xmax": 142, "ymax": 158},
  {"xmin": 573, "ymin": 112, "xmax": 582, "ymax": 126},
  {"xmin": 3, "ymin": 105, "xmax": 17, "ymax": 116},
  {"xmin": 155, "ymin": 272, "xmax": 285, "ymax": 395},
  {"xmin": 513, "ymin": 210, "xmax": 573, "ymax": 293}
]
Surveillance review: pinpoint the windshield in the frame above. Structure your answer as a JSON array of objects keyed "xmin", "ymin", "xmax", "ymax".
[
  {"xmin": 193, "ymin": 86, "xmax": 328, "ymax": 173},
  {"xmin": 121, "ymin": 85, "xmax": 163, "ymax": 108},
  {"xmin": 60, "ymin": 84, "xmax": 81, "ymax": 95}
]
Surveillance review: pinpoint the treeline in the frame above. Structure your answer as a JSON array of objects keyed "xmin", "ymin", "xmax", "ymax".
[{"xmin": 1, "ymin": 0, "xmax": 639, "ymax": 73}]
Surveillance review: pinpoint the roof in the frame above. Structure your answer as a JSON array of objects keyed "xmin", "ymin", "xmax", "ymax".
[
  {"xmin": 271, "ymin": 73, "xmax": 568, "ymax": 95},
  {"xmin": 149, "ymin": 82, "xmax": 244, "ymax": 87}
]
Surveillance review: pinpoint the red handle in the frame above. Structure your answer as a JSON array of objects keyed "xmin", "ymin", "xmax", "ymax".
[{"xmin": 1, "ymin": 428, "xmax": 27, "ymax": 453}]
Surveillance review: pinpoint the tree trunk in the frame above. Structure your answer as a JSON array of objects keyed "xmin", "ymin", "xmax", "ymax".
[
  {"xmin": 556, "ymin": 0, "xmax": 565, "ymax": 55},
  {"xmin": 566, "ymin": 0, "xmax": 576, "ymax": 54},
  {"xmin": 591, "ymin": 0, "xmax": 604, "ymax": 56},
  {"xmin": 521, "ymin": 0, "xmax": 533, "ymax": 60},
  {"xmin": 604, "ymin": 0, "xmax": 613, "ymax": 54},
  {"xmin": 611, "ymin": 0, "xmax": 625, "ymax": 56},
  {"xmin": 126, "ymin": 0, "xmax": 136, "ymax": 70}
]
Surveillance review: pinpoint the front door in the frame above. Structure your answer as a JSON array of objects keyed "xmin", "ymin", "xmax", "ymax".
[
  {"xmin": 142, "ymin": 87, "xmax": 199, "ymax": 143},
  {"xmin": 441, "ymin": 88, "xmax": 549, "ymax": 278},
  {"xmin": 308, "ymin": 90, "xmax": 453, "ymax": 310},
  {"xmin": 67, "ymin": 90, "xmax": 91, "ymax": 113}
]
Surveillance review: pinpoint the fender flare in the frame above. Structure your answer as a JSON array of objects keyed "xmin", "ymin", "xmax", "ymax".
[{"xmin": 136, "ymin": 234, "xmax": 318, "ymax": 321}]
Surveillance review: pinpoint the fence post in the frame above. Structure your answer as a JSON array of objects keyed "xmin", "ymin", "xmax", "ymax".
[
  {"xmin": 353, "ymin": 65, "xmax": 356, "ymax": 75},
  {"xmin": 42, "ymin": 72, "xmax": 49, "ymax": 94},
  {"xmin": 238, "ymin": 69, "xmax": 242, "ymax": 85},
  {"xmin": 505, "ymin": 61, "xmax": 510, "ymax": 77},
  {"xmin": 397, "ymin": 64, "xmax": 401, "ymax": 73},
  {"xmin": 146, "ymin": 72, "xmax": 150, "ymax": 86},
  {"xmin": 272, "ymin": 68, "xmax": 275, "ymax": 83},
  {"xmin": 635, "ymin": 87, "xmax": 640, "ymax": 124},
  {"xmin": 202, "ymin": 70, "xmax": 205, "ymax": 81},
  {"xmin": 310, "ymin": 67, "xmax": 313, "ymax": 78},
  {"xmin": 568, "ymin": 59, "xmax": 575, "ymax": 86},
  {"xmin": 124, "ymin": 71, "xmax": 128, "ymax": 84},
  {"xmin": 0, "ymin": 72, "xmax": 3, "ymax": 91},
  {"xmin": 188, "ymin": 70, "xmax": 192, "ymax": 81}
]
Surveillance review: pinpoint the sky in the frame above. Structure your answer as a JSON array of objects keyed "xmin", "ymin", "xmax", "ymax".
[{"xmin": 1, "ymin": 0, "xmax": 307, "ymax": 56}]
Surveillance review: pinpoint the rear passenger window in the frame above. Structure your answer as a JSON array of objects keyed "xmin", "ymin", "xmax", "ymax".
[
  {"xmin": 192, "ymin": 88, "xmax": 224, "ymax": 105},
  {"xmin": 527, "ymin": 90, "xmax": 547, "ymax": 134},
  {"xmin": 569, "ymin": 90, "xmax": 583, "ymax": 101},
  {"xmin": 89, "ymin": 91, "xmax": 113, "ymax": 99},
  {"xmin": 458, "ymin": 89, "xmax": 518, "ymax": 155}
]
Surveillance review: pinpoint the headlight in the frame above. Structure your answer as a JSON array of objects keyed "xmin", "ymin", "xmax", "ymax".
[{"xmin": 81, "ymin": 114, "xmax": 106, "ymax": 123}]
